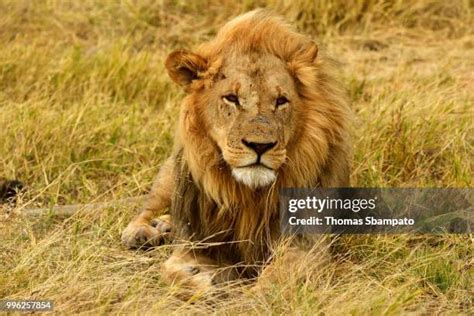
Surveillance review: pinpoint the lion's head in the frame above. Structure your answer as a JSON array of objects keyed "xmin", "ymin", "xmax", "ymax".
[{"xmin": 165, "ymin": 10, "xmax": 351, "ymax": 198}]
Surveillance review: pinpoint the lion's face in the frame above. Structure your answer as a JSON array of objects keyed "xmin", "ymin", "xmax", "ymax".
[
  {"xmin": 202, "ymin": 53, "xmax": 297, "ymax": 188},
  {"xmin": 166, "ymin": 49, "xmax": 305, "ymax": 189}
]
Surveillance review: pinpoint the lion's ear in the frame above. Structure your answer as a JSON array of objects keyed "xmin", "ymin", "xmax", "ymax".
[
  {"xmin": 287, "ymin": 41, "xmax": 319, "ymax": 86},
  {"xmin": 293, "ymin": 41, "xmax": 318, "ymax": 64},
  {"xmin": 165, "ymin": 50, "xmax": 207, "ymax": 90}
]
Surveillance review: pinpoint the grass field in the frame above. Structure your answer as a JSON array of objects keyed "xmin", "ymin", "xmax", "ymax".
[{"xmin": 0, "ymin": 0, "xmax": 473, "ymax": 314}]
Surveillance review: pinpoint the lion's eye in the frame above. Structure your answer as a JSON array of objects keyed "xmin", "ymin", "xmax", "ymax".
[
  {"xmin": 223, "ymin": 94, "xmax": 239, "ymax": 105},
  {"xmin": 276, "ymin": 96, "xmax": 289, "ymax": 107}
]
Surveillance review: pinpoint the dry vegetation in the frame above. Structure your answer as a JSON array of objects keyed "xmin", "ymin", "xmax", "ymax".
[{"xmin": 0, "ymin": 0, "xmax": 473, "ymax": 314}]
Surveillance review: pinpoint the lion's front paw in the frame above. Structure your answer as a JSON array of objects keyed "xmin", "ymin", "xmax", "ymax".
[
  {"xmin": 150, "ymin": 214, "xmax": 172, "ymax": 234},
  {"xmin": 121, "ymin": 222, "xmax": 166, "ymax": 249}
]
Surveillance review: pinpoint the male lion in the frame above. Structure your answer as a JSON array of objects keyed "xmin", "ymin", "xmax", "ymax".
[{"xmin": 122, "ymin": 10, "xmax": 352, "ymax": 290}]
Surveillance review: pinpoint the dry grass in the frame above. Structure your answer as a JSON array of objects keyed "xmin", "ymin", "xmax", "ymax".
[{"xmin": 0, "ymin": 0, "xmax": 473, "ymax": 314}]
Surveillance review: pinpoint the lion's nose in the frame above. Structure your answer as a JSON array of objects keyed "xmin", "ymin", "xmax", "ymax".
[{"xmin": 242, "ymin": 139, "xmax": 277, "ymax": 156}]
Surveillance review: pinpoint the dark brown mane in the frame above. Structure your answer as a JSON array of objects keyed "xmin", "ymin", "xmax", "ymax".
[{"xmin": 170, "ymin": 150, "xmax": 280, "ymax": 270}]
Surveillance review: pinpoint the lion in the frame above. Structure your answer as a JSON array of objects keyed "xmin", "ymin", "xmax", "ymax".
[{"xmin": 122, "ymin": 9, "xmax": 352, "ymax": 291}]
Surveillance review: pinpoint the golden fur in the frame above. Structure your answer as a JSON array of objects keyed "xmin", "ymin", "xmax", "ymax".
[{"xmin": 122, "ymin": 9, "xmax": 352, "ymax": 287}]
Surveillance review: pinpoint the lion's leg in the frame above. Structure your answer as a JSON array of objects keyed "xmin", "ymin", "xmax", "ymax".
[
  {"xmin": 161, "ymin": 248, "xmax": 240, "ymax": 293},
  {"xmin": 121, "ymin": 158, "xmax": 176, "ymax": 248}
]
